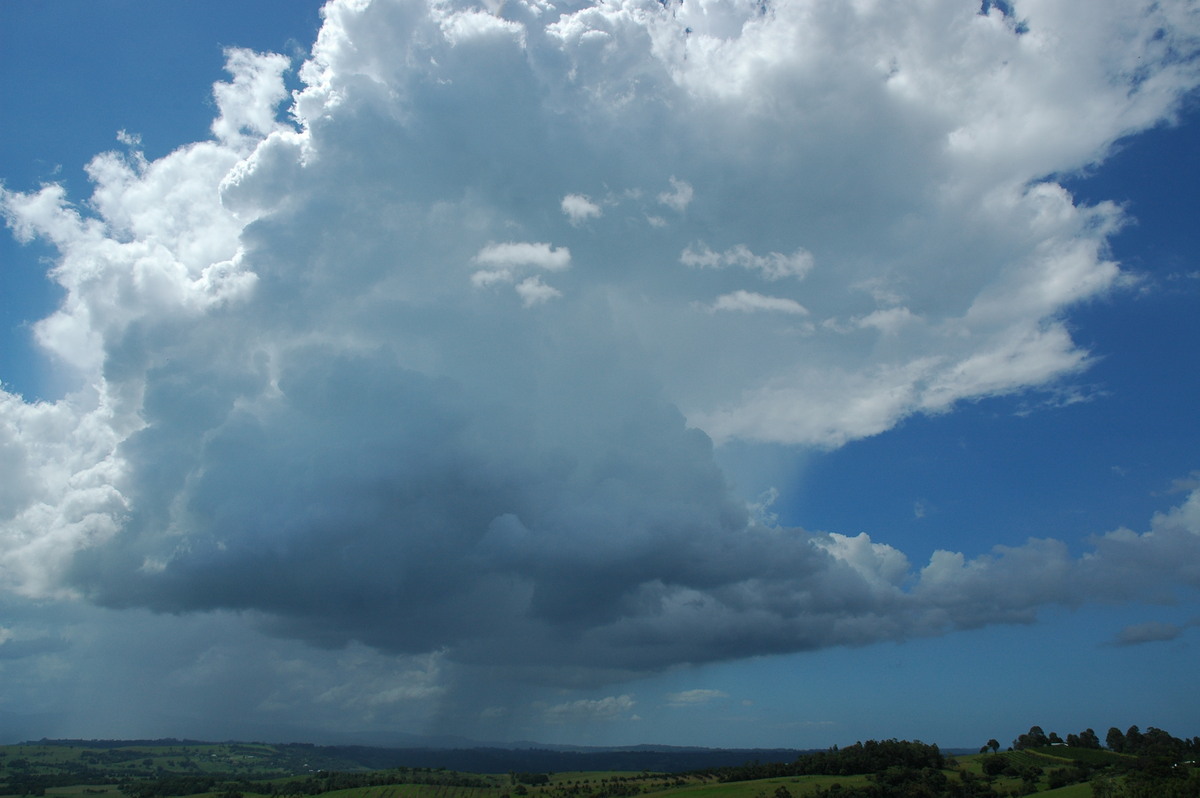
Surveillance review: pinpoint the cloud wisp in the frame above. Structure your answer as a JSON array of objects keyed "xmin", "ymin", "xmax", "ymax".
[
  {"xmin": 2, "ymin": 0, "xmax": 1200, "ymax": 733},
  {"xmin": 1110, "ymin": 618, "xmax": 1200, "ymax": 647},
  {"xmin": 665, "ymin": 689, "xmax": 729, "ymax": 708}
]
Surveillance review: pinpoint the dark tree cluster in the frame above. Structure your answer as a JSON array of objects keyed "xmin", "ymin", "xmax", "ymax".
[
  {"xmin": 524, "ymin": 772, "xmax": 675, "ymax": 798},
  {"xmin": 271, "ymin": 768, "xmax": 493, "ymax": 797},
  {"xmin": 1103, "ymin": 725, "xmax": 1199, "ymax": 759},
  {"xmin": 1064, "ymin": 728, "xmax": 1101, "ymax": 749},
  {"xmin": 793, "ymin": 740, "xmax": 946, "ymax": 777},
  {"xmin": 695, "ymin": 739, "xmax": 945, "ymax": 782},
  {"xmin": 1005, "ymin": 722, "xmax": 1199, "ymax": 758}
]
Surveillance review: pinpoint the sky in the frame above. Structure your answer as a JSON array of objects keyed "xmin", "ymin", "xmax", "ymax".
[{"xmin": 1, "ymin": 0, "xmax": 1199, "ymax": 751}]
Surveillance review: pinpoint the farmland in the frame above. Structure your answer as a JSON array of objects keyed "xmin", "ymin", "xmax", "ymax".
[{"xmin": 1, "ymin": 732, "xmax": 1197, "ymax": 798}]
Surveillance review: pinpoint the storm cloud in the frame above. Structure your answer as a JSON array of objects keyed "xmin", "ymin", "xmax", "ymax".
[{"xmin": 3, "ymin": 0, "xmax": 1200, "ymax": 731}]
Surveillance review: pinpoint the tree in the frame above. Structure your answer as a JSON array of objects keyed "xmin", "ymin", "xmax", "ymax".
[
  {"xmin": 981, "ymin": 756, "xmax": 1007, "ymax": 779},
  {"xmin": 987, "ymin": 739, "xmax": 1000, "ymax": 754},
  {"xmin": 1126, "ymin": 725, "xmax": 1145, "ymax": 754},
  {"xmin": 1014, "ymin": 726, "xmax": 1048, "ymax": 750},
  {"xmin": 1106, "ymin": 727, "xmax": 1126, "ymax": 752},
  {"xmin": 1018, "ymin": 765, "xmax": 1043, "ymax": 793},
  {"xmin": 1091, "ymin": 773, "xmax": 1117, "ymax": 798},
  {"xmin": 1141, "ymin": 726, "xmax": 1183, "ymax": 758},
  {"xmin": 1080, "ymin": 728, "xmax": 1102, "ymax": 749}
]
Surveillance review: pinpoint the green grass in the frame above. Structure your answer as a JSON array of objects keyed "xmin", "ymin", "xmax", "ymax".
[
  {"xmin": 4, "ymin": 741, "xmax": 1190, "ymax": 798},
  {"xmin": 538, "ymin": 773, "xmax": 651, "ymax": 788},
  {"xmin": 637, "ymin": 775, "xmax": 872, "ymax": 798},
  {"xmin": 0, "ymin": 742, "xmax": 364, "ymax": 783},
  {"xmin": 42, "ymin": 787, "xmax": 124, "ymax": 798},
  {"xmin": 946, "ymin": 753, "xmax": 991, "ymax": 776},
  {"xmin": 1037, "ymin": 783, "xmax": 1095, "ymax": 798},
  {"xmin": 306, "ymin": 785, "xmax": 498, "ymax": 798},
  {"xmin": 1026, "ymin": 747, "xmax": 1130, "ymax": 766}
]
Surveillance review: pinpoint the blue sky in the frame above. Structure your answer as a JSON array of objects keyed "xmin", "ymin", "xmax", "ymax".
[{"xmin": 1, "ymin": 0, "xmax": 1199, "ymax": 750}]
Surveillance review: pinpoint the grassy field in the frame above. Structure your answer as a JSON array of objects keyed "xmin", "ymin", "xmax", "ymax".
[
  {"xmin": 1024, "ymin": 747, "xmax": 1130, "ymax": 767},
  {"xmin": 5, "ymin": 741, "xmax": 1195, "ymax": 798},
  {"xmin": 0, "ymin": 742, "xmax": 349, "ymax": 780},
  {"xmin": 1035, "ymin": 785, "xmax": 1094, "ymax": 798},
  {"xmin": 42, "ymin": 787, "xmax": 124, "ymax": 798},
  {"xmin": 299, "ymin": 785, "xmax": 497, "ymax": 798},
  {"xmin": 245, "ymin": 775, "xmax": 878, "ymax": 798},
  {"xmin": 0, "ymin": 755, "xmax": 933, "ymax": 798},
  {"xmin": 638, "ymin": 775, "xmax": 872, "ymax": 798}
]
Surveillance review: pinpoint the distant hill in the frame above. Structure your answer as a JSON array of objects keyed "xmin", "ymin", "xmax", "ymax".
[
  {"xmin": 16, "ymin": 738, "xmax": 811, "ymax": 774},
  {"xmin": 315, "ymin": 744, "xmax": 811, "ymax": 773}
]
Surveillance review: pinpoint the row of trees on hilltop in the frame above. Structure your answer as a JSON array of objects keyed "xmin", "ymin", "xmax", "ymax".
[
  {"xmin": 1008, "ymin": 725, "xmax": 1098, "ymax": 750},
  {"xmin": 1104, "ymin": 725, "xmax": 1200, "ymax": 759},
  {"xmin": 999, "ymin": 723, "xmax": 1200, "ymax": 758}
]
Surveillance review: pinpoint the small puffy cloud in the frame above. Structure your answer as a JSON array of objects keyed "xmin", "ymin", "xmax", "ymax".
[
  {"xmin": 657, "ymin": 177, "xmax": 693, "ymax": 212},
  {"xmin": 516, "ymin": 276, "xmax": 562, "ymax": 306},
  {"xmin": 665, "ymin": 688, "xmax": 728, "ymax": 707},
  {"xmin": 472, "ymin": 242, "xmax": 570, "ymax": 302},
  {"xmin": 471, "ymin": 269, "xmax": 514, "ymax": 287},
  {"xmin": 562, "ymin": 193, "xmax": 602, "ymax": 225}
]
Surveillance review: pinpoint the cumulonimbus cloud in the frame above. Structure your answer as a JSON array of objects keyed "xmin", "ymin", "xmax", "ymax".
[{"xmin": 1, "ymin": 0, "xmax": 1199, "ymax": 714}]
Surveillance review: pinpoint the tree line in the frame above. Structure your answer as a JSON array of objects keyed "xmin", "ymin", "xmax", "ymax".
[
  {"xmin": 1003, "ymin": 723, "xmax": 1200, "ymax": 758},
  {"xmin": 689, "ymin": 739, "xmax": 945, "ymax": 782}
]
